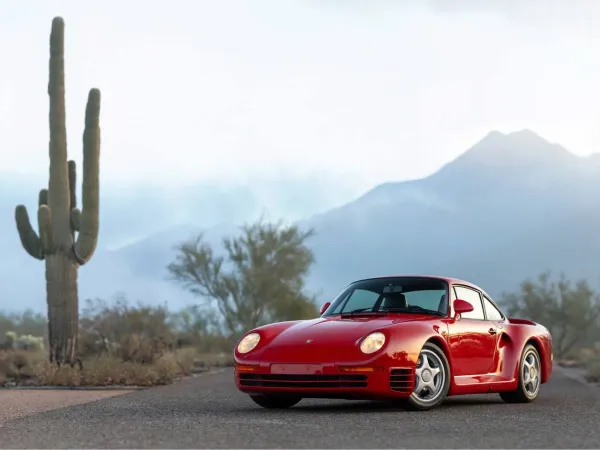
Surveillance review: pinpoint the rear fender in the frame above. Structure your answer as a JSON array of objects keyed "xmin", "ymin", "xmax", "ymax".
[{"xmin": 501, "ymin": 323, "xmax": 552, "ymax": 384}]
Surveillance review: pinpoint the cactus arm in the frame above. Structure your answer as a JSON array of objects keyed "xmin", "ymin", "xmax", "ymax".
[
  {"xmin": 39, "ymin": 189, "xmax": 48, "ymax": 206},
  {"xmin": 38, "ymin": 205, "xmax": 55, "ymax": 254},
  {"xmin": 70, "ymin": 208, "xmax": 81, "ymax": 232},
  {"xmin": 68, "ymin": 160, "xmax": 80, "ymax": 232},
  {"xmin": 15, "ymin": 205, "xmax": 44, "ymax": 260},
  {"xmin": 68, "ymin": 160, "xmax": 77, "ymax": 208},
  {"xmin": 73, "ymin": 88, "xmax": 101, "ymax": 264}
]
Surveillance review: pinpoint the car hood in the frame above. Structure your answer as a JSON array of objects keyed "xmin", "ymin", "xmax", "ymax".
[{"xmin": 267, "ymin": 314, "xmax": 427, "ymax": 348}]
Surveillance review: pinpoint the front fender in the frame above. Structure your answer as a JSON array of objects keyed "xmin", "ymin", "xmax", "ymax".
[
  {"xmin": 383, "ymin": 320, "xmax": 451, "ymax": 369},
  {"xmin": 234, "ymin": 320, "xmax": 305, "ymax": 361}
]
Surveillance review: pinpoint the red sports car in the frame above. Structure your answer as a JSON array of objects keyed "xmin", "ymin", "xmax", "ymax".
[{"xmin": 233, "ymin": 275, "xmax": 553, "ymax": 411}]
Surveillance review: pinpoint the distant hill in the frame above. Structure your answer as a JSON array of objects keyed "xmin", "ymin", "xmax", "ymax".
[
  {"xmin": 0, "ymin": 173, "xmax": 361, "ymax": 311},
  {"xmin": 302, "ymin": 130, "xmax": 600, "ymax": 302},
  {"xmin": 3, "ymin": 129, "xmax": 600, "ymax": 312}
]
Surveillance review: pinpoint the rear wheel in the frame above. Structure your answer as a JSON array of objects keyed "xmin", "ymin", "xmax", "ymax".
[
  {"xmin": 405, "ymin": 342, "xmax": 451, "ymax": 411},
  {"xmin": 249, "ymin": 394, "xmax": 302, "ymax": 409},
  {"xmin": 500, "ymin": 344, "xmax": 541, "ymax": 403}
]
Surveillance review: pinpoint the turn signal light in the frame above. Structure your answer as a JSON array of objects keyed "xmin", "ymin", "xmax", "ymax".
[
  {"xmin": 338, "ymin": 366, "xmax": 381, "ymax": 373},
  {"xmin": 235, "ymin": 364, "xmax": 259, "ymax": 372}
]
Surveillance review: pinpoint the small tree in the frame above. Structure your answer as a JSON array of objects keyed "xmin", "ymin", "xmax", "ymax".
[
  {"xmin": 167, "ymin": 220, "xmax": 318, "ymax": 337},
  {"xmin": 502, "ymin": 272, "xmax": 600, "ymax": 359}
]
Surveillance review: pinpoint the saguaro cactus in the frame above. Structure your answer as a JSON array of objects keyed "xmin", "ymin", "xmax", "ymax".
[{"xmin": 14, "ymin": 17, "xmax": 100, "ymax": 365}]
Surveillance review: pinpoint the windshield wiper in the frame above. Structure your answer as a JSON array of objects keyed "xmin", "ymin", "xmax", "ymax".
[
  {"xmin": 382, "ymin": 305, "xmax": 446, "ymax": 317},
  {"xmin": 341, "ymin": 308, "xmax": 388, "ymax": 316}
]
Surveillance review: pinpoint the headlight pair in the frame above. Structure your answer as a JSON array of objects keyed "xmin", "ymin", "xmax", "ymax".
[{"xmin": 236, "ymin": 331, "xmax": 386, "ymax": 355}]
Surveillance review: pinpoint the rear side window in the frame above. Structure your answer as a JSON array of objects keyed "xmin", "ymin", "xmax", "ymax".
[{"xmin": 483, "ymin": 296, "xmax": 504, "ymax": 320}]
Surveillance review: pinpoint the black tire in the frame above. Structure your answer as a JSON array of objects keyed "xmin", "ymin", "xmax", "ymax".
[
  {"xmin": 500, "ymin": 344, "xmax": 542, "ymax": 404},
  {"xmin": 404, "ymin": 342, "xmax": 451, "ymax": 411},
  {"xmin": 249, "ymin": 394, "xmax": 302, "ymax": 409}
]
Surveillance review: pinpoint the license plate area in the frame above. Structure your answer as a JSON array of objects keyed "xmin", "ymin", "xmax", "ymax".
[{"xmin": 270, "ymin": 364, "xmax": 323, "ymax": 374}]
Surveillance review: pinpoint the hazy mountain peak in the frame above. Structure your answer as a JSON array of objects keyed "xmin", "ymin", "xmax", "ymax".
[{"xmin": 436, "ymin": 129, "xmax": 576, "ymax": 178}]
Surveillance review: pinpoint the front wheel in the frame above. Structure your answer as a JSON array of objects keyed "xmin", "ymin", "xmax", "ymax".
[
  {"xmin": 404, "ymin": 342, "xmax": 451, "ymax": 411},
  {"xmin": 500, "ymin": 344, "xmax": 542, "ymax": 403},
  {"xmin": 249, "ymin": 394, "xmax": 302, "ymax": 409}
]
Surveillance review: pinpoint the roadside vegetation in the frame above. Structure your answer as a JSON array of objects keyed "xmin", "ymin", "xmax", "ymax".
[
  {"xmin": 1, "ymin": 220, "xmax": 318, "ymax": 387},
  {"xmin": 0, "ymin": 300, "xmax": 233, "ymax": 387},
  {"xmin": 4, "ymin": 240, "xmax": 600, "ymax": 387},
  {"xmin": 501, "ymin": 271, "xmax": 600, "ymax": 383}
]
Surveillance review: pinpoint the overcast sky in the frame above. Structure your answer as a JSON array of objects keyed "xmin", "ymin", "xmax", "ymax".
[{"xmin": 2, "ymin": 0, "xmax": 600, "ymax": 190}]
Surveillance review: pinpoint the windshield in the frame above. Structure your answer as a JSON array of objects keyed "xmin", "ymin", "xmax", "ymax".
[{"xmin": 323, "ymin": 276, "xmax": 449, "ymax": 317}]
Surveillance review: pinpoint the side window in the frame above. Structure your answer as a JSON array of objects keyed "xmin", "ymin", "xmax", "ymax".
[
  {"xmin": 483, "ymin": 296, "xmax": 504, "ymax": 320},
  {"xmin": 454, "ymin": 286, "xmax": 485, "ymax": 320},
  {"xmin": 332, "ymin": 289, "xmax": 379, "ymax": 313}
]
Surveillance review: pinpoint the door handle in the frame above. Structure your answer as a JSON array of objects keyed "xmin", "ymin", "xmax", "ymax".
[{"xmin": 488, "ymin": 328, "xmax": 497, "ymax": 335}]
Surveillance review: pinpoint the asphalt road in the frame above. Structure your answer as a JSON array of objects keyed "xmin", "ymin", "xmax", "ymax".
[{"xmin": 0, "ymin": 365, "xmax": 599, "ymax": 449}]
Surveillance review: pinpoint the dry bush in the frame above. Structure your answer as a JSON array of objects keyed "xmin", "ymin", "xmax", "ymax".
[
  {"xmin": 0, "ymin": 310, "xmax": 46, "ymax": 339},
  {"xmin": 2, "ymin": 298, "xmax": 235, "ymax": 387},
  {"xmin": 586, "ymin": 359, "xmax": 600, "ymax": 382},
  {"xmin": 34, "ymin": 348, "xmax": 212, "ymax": 387},
  {"xmin": 0, "ymin": 349, "xmax": 46, "ymax": 385},
  {"xmin": 78, "ymin": 297, "xmax": 233, "ymax": 363},
  {"xmin": 578, "ymin": 341, "xmax": 600, "ymax": 382},
  {"xmin": 34, "ymin": 355, "xmax": 176, "ymax": 387},
  {"xmin": 79, "ymin": 297, "xmax": 175, "ymax": 360}
]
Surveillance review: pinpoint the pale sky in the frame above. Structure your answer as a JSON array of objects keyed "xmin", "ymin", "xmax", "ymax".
[{"xmin": 2, "ymin": 0, "xmax": 600, "ymax": 191}]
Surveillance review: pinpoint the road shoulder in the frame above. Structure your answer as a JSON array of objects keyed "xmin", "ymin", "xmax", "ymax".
[{"xmin": 0, "ymin": 389, "xmax": 134, "ymax": 425}]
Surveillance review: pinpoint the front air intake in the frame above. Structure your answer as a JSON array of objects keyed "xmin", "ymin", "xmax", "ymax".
[
  {"xmin": 390, "ymin": 368, "xmax": 413, "ymax": 392},
  {"xmin": 239, "ymin": 373, "xmax": 368, "ymax": 388}
]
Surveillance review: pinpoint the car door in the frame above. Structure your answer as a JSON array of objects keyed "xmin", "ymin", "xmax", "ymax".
[{"xmin": 446, "ymin": 285, "xmax": 500, "ymax": 377}]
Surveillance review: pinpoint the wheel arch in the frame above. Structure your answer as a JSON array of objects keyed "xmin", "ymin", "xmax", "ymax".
[
  {"xmin": 424, "ymin": 335, "xmax": 453, "ymax": 372},
  {"xmin": 523, "ymin": 336, "xmax": 549, "ymax": 383}
]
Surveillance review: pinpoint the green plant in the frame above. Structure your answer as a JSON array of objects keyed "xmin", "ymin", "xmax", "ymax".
[
  {"xmin": 502, "ymin": 272, "xmax": 600, "ymax": 359},
  {"xmin": 14, "ymin": 17, "xmax": 101, "ymax": 366},
  {"xmin": 16, "ymin": 335, "xmax": 45, "ymax": 352},
  {"xmin": 2, "ymin": 331, "xmax": 17, "ymax": 349},
  {"xmin": 167, "ymin": 219, "xmax": 319, "ymax": 336}
]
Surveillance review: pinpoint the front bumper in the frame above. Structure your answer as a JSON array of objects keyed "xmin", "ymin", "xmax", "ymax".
[{"xmin": 234, "ymin": 362, "xmax": 415, "ymax": 400}]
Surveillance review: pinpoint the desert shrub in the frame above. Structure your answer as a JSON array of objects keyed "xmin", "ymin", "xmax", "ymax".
[
  {"xmin": 0, "ymin": 349, "xmax": 45, "ymax": 383},
  {"xmin": 577, "ymin": 341, "xmax": 600, "ymax": 382},
  {"xmin": 16, "ymin": 334, "xmax": 44, "ymax": 351},
  {"xmin": 33, "ymin": 348, "xmax": 211, "ymax": 387},
  {"xmin": 1, "ymin": 331, "xmax": 17, "ymax": 350},
  {"xmin": 0, "ymin": 310, "xmax": 46, "ymax": 338},
  {"xmin": 1, "ymin": 331, "xmax": 45, "ymax": 352},
  {"xmin": 503, "ymin": 272, "xmax": 600, "ymax": 359},
  {"xmin": 168, "ymin": 305, "xmax": 232, "ymax": 353},
  {"xmin": 79, "ymin": 296, "xmax": 175, "ymax": 361},
  {"xmin": 78, "ymin": 296, "xmax": 233, "ymax": 362},
  {"xmin": 1, "ymin": 298, "xmax": 236, "ymax": 386},
  {"xmin": 586, "ymin": 358, "xmax": 600, "ymax": 382}
]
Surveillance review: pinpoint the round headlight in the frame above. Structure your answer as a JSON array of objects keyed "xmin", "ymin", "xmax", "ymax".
[
  {"xmin": 237, "ymin": 332, "xmax": 261, "ymax": 354},
  {"xmin": 359, "ymin": 332, "xmax": 386, "ymax": 354}
]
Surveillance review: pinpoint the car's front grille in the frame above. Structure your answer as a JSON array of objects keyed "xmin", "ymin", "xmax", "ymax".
[
  {"xmin": 239, "ymin": 373, "xmax": 368, "ymax": 388},
  {"xmin": 390, "ymin": 368, "xmax": 413, "ymax": 392}
]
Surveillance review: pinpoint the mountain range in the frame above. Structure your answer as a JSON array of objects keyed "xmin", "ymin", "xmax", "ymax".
[{"xmin": 3, "ymin": 129, "xmax": 600, "ymax": 312}]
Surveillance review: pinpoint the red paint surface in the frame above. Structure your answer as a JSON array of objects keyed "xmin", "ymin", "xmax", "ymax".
[{"xmin": 234, "ymin": 275, "xmax": 553, "ymax": 400}]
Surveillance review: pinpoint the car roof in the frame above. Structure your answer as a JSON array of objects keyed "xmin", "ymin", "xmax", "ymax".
[{"xmin": 353, "ymin": 274, "xmax": 483, "ymax": 291}]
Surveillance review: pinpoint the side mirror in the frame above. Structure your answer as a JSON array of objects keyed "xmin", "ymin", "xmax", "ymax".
[
  {"xmin": 319, "ymin": 301, "xmax": 331, "ymax": 315},
  {"xmin": 453, "ymin": 299, "xmax": 474, "ymax": 319}
]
